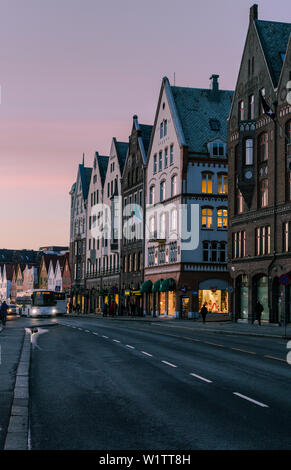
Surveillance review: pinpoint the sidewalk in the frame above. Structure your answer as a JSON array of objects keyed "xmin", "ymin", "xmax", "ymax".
[
  {"xmin": 0, "ymin": 324, "xmax": 25, "ymax": 450},
  {"xmin": 65, "ymin": 313, "xmax": 291, "ymax": 339}
]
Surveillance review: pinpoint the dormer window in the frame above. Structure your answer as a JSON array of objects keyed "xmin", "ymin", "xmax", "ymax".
[{"xmin": 208, "ymin": 141, "xmax": 225, "ymax": 157}]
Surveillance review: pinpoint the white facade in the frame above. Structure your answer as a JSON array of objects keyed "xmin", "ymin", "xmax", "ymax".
[{"xmin": 145, "ymin": 79, "xmax": 182, "ymax": 272}]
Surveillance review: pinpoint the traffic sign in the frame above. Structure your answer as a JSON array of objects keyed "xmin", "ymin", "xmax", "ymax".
[{"xmin": 280, "ymin": 274, "xmax": 290, "ymax": 286}]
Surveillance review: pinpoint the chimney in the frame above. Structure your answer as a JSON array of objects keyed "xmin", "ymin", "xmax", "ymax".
[
  {"xmin": 250, "ymin": 4, "xmax": 258, "ymax": 22},
  {"xmin": 209, "ymin": 74, "xmax": 219, "ymax": 101}
]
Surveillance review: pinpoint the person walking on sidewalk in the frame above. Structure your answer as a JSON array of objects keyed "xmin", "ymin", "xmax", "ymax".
[
  {"xmin": 0, "ymin": 301, "xmax": 8, "ymax": 327},
  {"xmin": 254, "ymin": 300, "xmax": 264, "ymax": 326},
  {"xmin": 200, "ymin": 303, "xmax": 208, "ymax": 324}
]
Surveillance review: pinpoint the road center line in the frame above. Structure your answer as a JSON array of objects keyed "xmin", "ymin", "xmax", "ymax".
[
  {"xmin": 204, "ymin": 341, "xmax": 224, "ymax": 348},
  {"xmin": 264, "ymin": 355, "xmax": 286, "ymax": 362},
  {"xmin": 162, "ymin": 360, "xmax": 177, "ymax": 368},
  {"xmin": 190, "ymin": 373, "xmax": 212, "ymax": 383},
  {"xmin": 141, "ymin": 351, "xmax": 153, "ymax": 357},
  {"xmin": 184, "ymin": 337, "xmax": 201, "ymax": 342},
  {"xmin": 233, "ymin": 392, "xmax": 269, "ymax": 408},
  {"xmin": 231, "ymin": 348, "xmax": 256, "ymax": 355}
]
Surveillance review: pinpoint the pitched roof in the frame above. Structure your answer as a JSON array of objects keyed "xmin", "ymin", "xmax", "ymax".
[
  {"xmin": 96, "ymin": 153, "xmax": 109, "ymax": 186},
  {"xmin": 139, "ymin": 124, "xmax": 153, "ymax": 162},
  {"xmin": 255, "ymin": 19, "xmax": 291, "ymax": 87},
  {"xmin": 114, "ymin": 140, "xmax": 129, "ymax": 174},
  {"xmin": 79, "ymin": 163, "xmax": 92, "ymax": 201},
  {"xmin": 170, "ymin": 83, "xmax": 233, "ymax": 154}
]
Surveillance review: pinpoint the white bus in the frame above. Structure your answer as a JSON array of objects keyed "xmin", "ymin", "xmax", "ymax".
[{"xmin": 17, "ymin": 290, "xmax": 67, "ymax": 317}]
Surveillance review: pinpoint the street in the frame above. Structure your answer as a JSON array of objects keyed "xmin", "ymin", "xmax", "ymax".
[{"xmin": 2, "ymin": 315, "xmax": 290, "ymax": 450}]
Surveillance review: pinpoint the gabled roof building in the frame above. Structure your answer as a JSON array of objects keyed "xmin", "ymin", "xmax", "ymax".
[
  {"xmin": 228, "ymin": 5, "xmax": 291, "ymax": 323},
  {"xmin": 144, "ymin": 75, "xmax": 233, "ymax": 317}
]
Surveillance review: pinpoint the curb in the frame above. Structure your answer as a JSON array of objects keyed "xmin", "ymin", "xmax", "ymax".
[
  {"xmin": 65, "ymin": 314, "xmax": 290, "ymax": 339},
  {"xmin": 162, "ymin": 324, "xmax": 291, "ymax": 340},
  {"xmin": 4, "ymin": 330, "xmax": 31, "ymax": 450}
]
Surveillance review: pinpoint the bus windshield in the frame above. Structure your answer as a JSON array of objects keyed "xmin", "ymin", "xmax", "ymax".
[{"xmin": 32, "ymin": 291, "xmax": 57, "ymax": 307}]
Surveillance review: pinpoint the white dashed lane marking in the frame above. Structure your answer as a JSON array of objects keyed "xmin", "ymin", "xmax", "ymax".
[
  {"xmin": 113, "ymin": 339, "xmax": 120, "ymax": 343},
  {"xmin": 233, "ymin": 392, "xmax": 269, "ymax": 408},
  {"xmin": 190, "ymin": 373, "xmax": 212, "ymax": 383},
  {"xmin": 162, "ymin": 360, "xmax": 177, "ymax": 368},
  {"xmin": 126, "ymin": 345, "xmax": 135, "ymax": 349},
  {"xmin": 141, "ymin": 351, "xmax": 153, "ymax": 357}
]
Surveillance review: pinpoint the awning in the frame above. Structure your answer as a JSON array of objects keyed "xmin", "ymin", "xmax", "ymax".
[
  {"xmin": 160, "ymin": 278, "xmax": 176, "ymax": 292},
  {"xmin": 152, "ymin": 279, "xmax": 163, "ymax": 293},
  {"xmin": 140, "ymin": 280, "xmax": 153, "ymax": 294}
]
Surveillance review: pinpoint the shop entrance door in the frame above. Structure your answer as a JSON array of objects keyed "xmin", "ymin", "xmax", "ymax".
[{"xmin": 180, "ymin": 297, "xmax": 190, "ymax": 318}]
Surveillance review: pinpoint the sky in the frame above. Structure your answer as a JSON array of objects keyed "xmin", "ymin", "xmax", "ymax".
[{"xmin": 0, "ymin": 0, "xmax": 289, "ymax": 249}]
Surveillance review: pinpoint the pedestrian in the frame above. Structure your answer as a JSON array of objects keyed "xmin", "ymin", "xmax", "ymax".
[
  {"xmin": 102, "ymin": 301, "xmax": 108, "ymax": 317},
  {"xmin": 0, "ymin": 301, "xmax": 8, "ymax": 327},
  {"xmin": 255, "ymin": 300, "xmax": 264, "ymax": 326},
  {"xmin": 200, "ymin": 303, "xmax": 208, "ymax": 324},
  {"xmin": 109, "ymin": 301, "xmax": 115, "ymax": 316},
  {"xmin": 69, "ymin": 302, "xmax": 73, "ymax": 313}
]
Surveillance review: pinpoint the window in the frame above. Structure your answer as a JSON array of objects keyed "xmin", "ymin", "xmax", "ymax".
[
  {"xmin": 160, "ymin": 122, "xmax": 163, "ymax": 139},
  {"xmin": 249, "ymin": 94, "xmax": 255, "ymax": 119},
  {"xmin": 219, "ymin": 242, "xmax": 227, "ymax": 262},
  {"xmin": 218, "ymin": 174, "xmax": 228, "ymax": 194},
  {"xmin": 159, "ymin": 213, "xmax": 166, "ymax": 239},
  {"xmin": 256, "ymin": 226, "xmax": 271, "ymax": 255},
  {"xmin": 237, "ymin": 189, "xmax": 244, "ymax": 214},
  {"xmin": 239, "ymin": 100, "xmax": 244, "ymax": 121},
  {"xmin": 170, "ymin": 208, "xmax": 177, "ymax": 232},
  {"xmin": 160, "ymin": 181, "xmax": 166, "ymax": 201},
  {"xmin": 283, "ymin": 222, "xmax": 290, "ymax": 252},
  {"xmin": 260, "ymin": 88, "xmax": 265, "ymax": 114},
  {"xmin": 164, "ymin": 120, "xmax": 167, "ymax": 136},
  {"xmin": 259, "ymin": 133, "xmax": 268, "ymax": 161},
  {"xmin": 233, "ymin": 231, "xmax": 246, "ymax": 258},
  {"xmin": 217, "ymin": 208, "xmax": 228, "ymax": 228},
  {"xmin": 203, "ymin": 241, "xmax": 211, "ymax": 262},
  {"xmin": 212, "ymin": 142, "xmax": 225, "ymax": 157},
  {"xmin": 171, "ymin": 175, "xmax": 177, "ymax": 197},
  {"xmin": 202, "ymin": 173, "xmax": 213, "ymax": 194},
  {"xmin": 149, "ymin": 216, "xmax": 155, "ymax": 238},
  {"xmin": 149, "ymin": 186, "xmax": 155, "ymax": 205},
  {"xmin": 260, "ymin": 179, "xmax": 268, "ymax": 207},
  {"xmin": 245, "ymin": 139, "xmax": 253, "ymax": 165},
  {"xmin": 170, "ymin": 145, "xmax": 174, "ymax": 165},
  {"xmin": 159, "ymin": 151, "xmax": 162, "ymax": 171},
  {"xmin": 202, "ymin": 207, "xmax": 213, "ymax": 229},
  {"xmin": 164, "ymin": 148, "xmax": 168, "ymax": 168},
  {"xmin": 153, "ymin": 155, "xmax": 157, "ymax": 174}
]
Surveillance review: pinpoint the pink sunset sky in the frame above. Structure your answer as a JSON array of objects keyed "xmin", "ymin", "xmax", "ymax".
[{"xmin": 0, "ymin": 0, "xmax": 288, "ymax": 249}]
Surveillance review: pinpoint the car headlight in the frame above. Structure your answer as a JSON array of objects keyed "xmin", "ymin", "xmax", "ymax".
[
  {"xmin": 32, "ymin": 309, "xmax": 37, "ymax": 314},
  {"xmin": 52, "ymin": 309, "xmax": 57, "ymax": 314},
  {"xmin": 8, "ymin": 309, "xmax": 12, "ymax": 313}
]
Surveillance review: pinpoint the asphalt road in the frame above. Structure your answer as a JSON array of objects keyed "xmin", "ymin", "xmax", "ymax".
[{"xmin": 15, "ymin": 316, "xmax": 291, "ymax": 450}]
